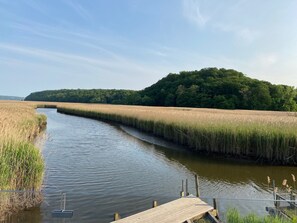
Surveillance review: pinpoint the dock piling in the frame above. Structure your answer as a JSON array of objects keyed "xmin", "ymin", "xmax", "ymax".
[
  {"xmin": 213, "ymin": 198, "xmax": 217, "ymax": 209},
  {"xmin": 195, "ymin": 175, "xmax": 200, "ymax": 197},
  {"xmin": 213, "ymin": 198, "xmax": 219, "ymax": 219},
  {"xmin": 114, "ymin": 212, "xmax": 121, "ymax": 221},
  {"xmin": 180, "ymin": 180, "xmax": 185, "ymax": 197},
  {"xmin": 275, "ymin": 194, "xmax": 280, "ymax": 209},
  {"xmin": 290, "ymin": 191, "xmax": 296, "ymax": 208},
  {"xmin": 152, "ymin": 200, "xmax": 158, "ymax": 208},
  {"xmin": 272, "ymin": 180, "xmax": 277, "ymax": 207}
]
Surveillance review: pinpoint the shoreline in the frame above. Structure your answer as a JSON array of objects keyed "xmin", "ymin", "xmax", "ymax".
[
  {"xmin": 0, "ymin": 102, "xmax": 46, "ymax": 221},
  {"xmin": 55, "ymin": 106, "xmax": 297, "ymax": 166}
]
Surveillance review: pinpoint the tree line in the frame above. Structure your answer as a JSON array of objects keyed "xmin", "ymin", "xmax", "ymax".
[
  {"xmin": 25, "ymin": 68, "xmax": 297, "ymax": 111},
  {"xmin": 25, "ymin": 89, "xmax": 141, "ymax": 105}
]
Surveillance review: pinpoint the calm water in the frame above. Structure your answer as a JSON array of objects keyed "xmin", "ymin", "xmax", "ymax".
[{"xmin": 9, "ymin": 108, "xmax": 297, "ymax": 222}]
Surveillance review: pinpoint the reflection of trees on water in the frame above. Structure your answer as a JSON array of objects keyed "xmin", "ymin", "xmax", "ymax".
[
  {"xmin": 161, "ymin": 146, "xmax": 297, "ymax": 186},
  {"xmin": 120, "ymin": 125, "xmax": 296, "ymax": 187}
]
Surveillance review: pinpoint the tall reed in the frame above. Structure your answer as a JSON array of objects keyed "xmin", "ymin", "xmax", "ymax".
[
  {"xmin": 48, "ymin": 103, "xmax": 297, "ymax": 165},
  {"xmin": 0, "ymin": 101, "xmax": 45, "ymax": 219}
]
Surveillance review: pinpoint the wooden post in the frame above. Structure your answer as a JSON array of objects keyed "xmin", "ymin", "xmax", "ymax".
[
  {"xmin": 290, "ymin": 191, "xmax": 296, "ymax": 208},
  {"xmin": 273, "ymin": 180, "xmax": 276, "ymax": 207},
  {"xmin": 114, "ymin": 212, "xmax": 121, "ymax": 221},
  {"xmin": 186, "ymin": 179, "xmax": 189, "ymax": 196},
  {"xmin": 213, "ymin": 198, "xmax": 217, "ymax": 209},
  {"xmin": 195, "ymin": 175, "xmax": 200, "ymax": 197},
  {"xmin": 213, "ymin": 198, "xmax": 219, "ymax": 218},
  {"xmin": 152, "ymin": 200, "xmax": 158, "ymax": 208},
  {"xmin": 180, "ymin": 191, "xmax": 185, "ymax": 197},
  {"xmin": 180, "ymin": 180, "xmax": 185, "ymax": 197},
  {"xmin": 275, "ymin": 194, "xmax": 280, "ymax": 209}
]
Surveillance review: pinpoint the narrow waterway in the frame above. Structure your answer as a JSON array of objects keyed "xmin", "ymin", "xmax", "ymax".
[{"xmin": 11, "ymin": 108, "xmax": 297, "ymax": 222}]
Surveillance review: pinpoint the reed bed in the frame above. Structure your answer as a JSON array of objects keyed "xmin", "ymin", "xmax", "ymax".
[
  {"xmin": 0, "ymin": 101, "xmax": 45, "ymax": 220},
  {"xmin": 226, "ymin": 209, "xmax": 296, "ymax": 223},
  {"xmin": 43, "ymin": 103, "xmax": 297, "ymax": 165}
]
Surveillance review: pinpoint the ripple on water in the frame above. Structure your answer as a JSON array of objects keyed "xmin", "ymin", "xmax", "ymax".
[{"xmin": 21, "ymin": 108, "xmax": 293, "ymax": 223}]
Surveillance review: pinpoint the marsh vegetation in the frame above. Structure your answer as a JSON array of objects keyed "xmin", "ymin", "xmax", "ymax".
[
  {"xmin": 0, "ymin": 101, "xmax": 45, "ymax": 219},
  {"xmin": 54, "ymin": 103, "xmax": 297, "ymax": 165}
]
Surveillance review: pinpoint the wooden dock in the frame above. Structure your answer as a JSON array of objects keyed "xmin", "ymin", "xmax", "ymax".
[{"xmin": 111, "ymin": 196, "xmax": 217, "ymax": 223}]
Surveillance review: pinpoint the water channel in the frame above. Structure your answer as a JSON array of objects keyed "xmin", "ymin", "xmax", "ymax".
[{"xmin": 10, "ymin": 108, "xmax": 297, "ymax": 222}]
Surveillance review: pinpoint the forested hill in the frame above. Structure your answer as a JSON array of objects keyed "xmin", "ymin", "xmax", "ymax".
[
  {"xmin": 140, "ymin": 68, "xmax": 297, "ymax": 111},
  {"xmin": 25, "ymin": 68, "xmax": 297, "ymax": 111}
]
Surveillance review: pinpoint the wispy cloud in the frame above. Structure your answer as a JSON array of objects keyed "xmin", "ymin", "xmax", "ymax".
[
  {"xmin": 181, "ymin": 0, "xmax": 259, "ymax": 44},
  {"xmin": 215, "ymin": 23, "xmax": 260, "ymax": 44},
  {"xmin": 9, "ymin": 21, "xmax": 123, "ymax": 60},
  {"xmin": 182, "ymin": 0, "xmax": 209, "ymax": 27},
  {"xmin": 0, "ymin": 43, "xmax": 111, "ymax": 67},
  {"xmin": 254, "ymin": 53, "xmax": 278, "ymax": 68},
  {"xmin": 22, "ymin": 0, "xmax": 48, "ymax": 15},
  {"xmin": 146, "ymin": 49, "xmax": 167, "ymax": 57},
  {"xmin": 63, "ymin": 0, "xmax": 92, "ymax": 22},
  {"xmin": 0, "ymin": 43, "xmax": 167, "ymax": 81},
  {"xmin": 237, "ymin": 28, "xmax": 259, "ymax": 43}
]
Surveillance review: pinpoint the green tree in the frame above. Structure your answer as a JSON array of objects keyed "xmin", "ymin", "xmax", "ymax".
[{"xmin": 249, "ymin": 82, "xmax": 272, "ymax": 110}]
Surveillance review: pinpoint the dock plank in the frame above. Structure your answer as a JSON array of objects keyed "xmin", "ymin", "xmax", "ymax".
[{"xmin": 111, "ymin": 197, "xmax": 213, "ymax": 223}]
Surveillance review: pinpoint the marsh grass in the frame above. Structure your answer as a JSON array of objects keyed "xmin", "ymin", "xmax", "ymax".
[
  {"xmin": 48, "ymin": 103, "xmax": 297, "ymax": 165},
  {"xmin": 0, "ymin": 191, "xmax": 42, "ymax": 221},
  {"xmin": 226, "ymin": 208, "xmax": 297, "ymax": 223},
  {"xmin": 0, "ymin": 101, "xmax": 45, "ymax": 219}
]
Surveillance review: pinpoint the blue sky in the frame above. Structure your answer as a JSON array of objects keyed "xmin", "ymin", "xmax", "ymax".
[{"xmin": 1, "ymin": 0, "xmax": 297, "ymax": 96}]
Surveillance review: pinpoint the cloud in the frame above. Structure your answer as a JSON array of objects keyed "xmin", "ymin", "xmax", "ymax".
[
  {"xmin": 63, "ymin": 0, "xmax": 92, "ymax": 21},
  {"xmin": 182, "ymin": 0, "xmax": 209, "ymax": 27},
  {"xmin": 255, "ymin": 53, "xmax": 278, "ymax": 68},
  {"xmin": 9, "ymin": 21, "xmax": 124, "ymax": 60},
  {"xmin": 0, "ymin": 43, "xmax": 168, "ymax": 82},
  {"xmin": 181, "ymin": 0, "xmax": 259, "ymax": 44},
  {"xmin": 22, "ymin": 0, "xmax": 48, "ymax": 15},
  {"xmin": 146, "ymin": 49, "xmax": 167, "ymax": 57},
  {"xmin": 236, "ymin": 27, "xmax": 259, "ymax": 43},
  {"xmin": 215, "ymin": 23, "xmax": 259, "ymax": 44},
  {"xmin": 0, "ymin": 43, "xmax": 110, "ymax": 67}
]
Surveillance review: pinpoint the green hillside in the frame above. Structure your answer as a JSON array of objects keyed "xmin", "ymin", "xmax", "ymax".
[{"xmin": 25, "ymin": 68, "xmax": 297, "ymax": 111}]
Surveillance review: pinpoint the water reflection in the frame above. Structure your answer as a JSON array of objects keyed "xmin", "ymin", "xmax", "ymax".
[
  {"xmin": 8, "ymin": 108, "xmax": 297, "ymax": 223},
  {"xmin": 121, "ymin": 125, "xmax": 296, "ymax": 188}
]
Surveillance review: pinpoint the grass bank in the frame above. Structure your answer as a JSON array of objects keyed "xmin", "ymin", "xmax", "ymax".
[
  {"xmin": 52, "ymin": 103, "xmax": 297, "ymax": 165},
  {"xmin": 0, "ymin": 101, "xmax": 46, "ymax": 219},
  {"xmin": 226, "ymin": 209, "xmax": 297, "ymax": 223}
]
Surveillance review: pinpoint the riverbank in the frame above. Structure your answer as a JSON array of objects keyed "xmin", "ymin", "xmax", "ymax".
[
  {"xmin": 45, "ymin": 103, "xmax": 297, "ymax": 165},
  {"xmin": 0, "ymin": 101, "xmax": 46, "ymax": 220},
  {"xmin": 11, "ymin": 104, "xmax": 297, "ymax": 222}
]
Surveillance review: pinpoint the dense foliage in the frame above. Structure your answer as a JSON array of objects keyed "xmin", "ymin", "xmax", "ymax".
[
  {"xmin": 141, "ymin": 68, "xmax": 297, "ymax": 111},
  {"xmin": 25, "ymin": 89, "xmax": 141, "ymax": 105},
  {"xmin": 25, "ymin": 68, "xmax": 297, "ymax": 111}
]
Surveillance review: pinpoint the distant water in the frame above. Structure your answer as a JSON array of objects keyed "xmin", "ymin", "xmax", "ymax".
[{"xmin": 10, "ymin": 108, "xmax": 297, "ymax": 222}]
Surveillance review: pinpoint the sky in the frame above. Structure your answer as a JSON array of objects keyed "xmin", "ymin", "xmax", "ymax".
[{"xmin": 1, "ymin": 0, "xmax": 297, "ymax": 97}]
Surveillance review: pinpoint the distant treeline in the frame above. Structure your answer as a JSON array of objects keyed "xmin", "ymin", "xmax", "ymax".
[
  {"xmin": 0, "ymin": 95, "xmax": 24, "ymax": 101},
  {"xmin": 25, "ymin": 68, "xmax": 297, "ymax": 111},
  {"xmin": 25, "ymin": 89, "xmax": 140, "ymax": 105}
]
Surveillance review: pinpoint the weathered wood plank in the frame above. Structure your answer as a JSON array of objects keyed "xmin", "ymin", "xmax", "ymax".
[{"xmin": 111, "ymin": 197, "xmax": 213, "ymax": 223}]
